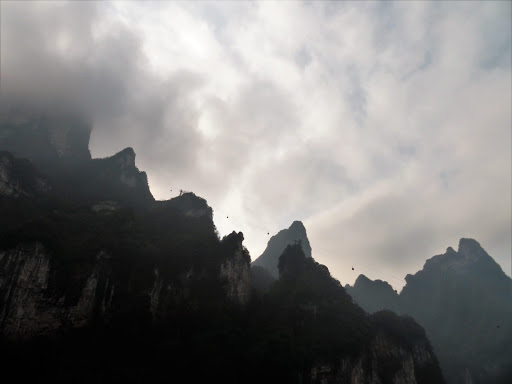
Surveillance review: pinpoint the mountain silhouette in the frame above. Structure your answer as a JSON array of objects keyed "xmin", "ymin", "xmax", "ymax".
[
  {"xmin": 346, "ymin": 238, "xmax": 512, "ymax": 384},
  {"xmin": 252, "ymin": 220, "xmax": 312, "ymax": 278}
]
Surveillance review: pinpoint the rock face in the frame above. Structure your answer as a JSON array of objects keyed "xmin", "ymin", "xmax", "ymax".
[
  {"xmin": 346, "ymin": 238, "xmax": 512, "ymax": 384},
  {"xmin": 252, "ymin": 220, "xmax": 312, "ymax": 277},
  {"xmin": 0, "ymin": 151, "xmax": 51, "ymax": 198},
  {"xmin": 0, "ymin": 243, "xmax": 113, "ymax": 337},
  {"xmin": 311, "ymin": 333, "xmax": 442, "ymax": 384},
  {"xmin": 219, "ymin": 232, "xmax": 251, "ymax": 305}
]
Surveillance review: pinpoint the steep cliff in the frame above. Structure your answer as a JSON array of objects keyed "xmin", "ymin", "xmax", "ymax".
[
  {"xmin": 0, "ymin": 243, "xmax": 113, "ymax": 337},
  {"xmin": 219, "ymin": 231, "xmax": 251, "ymax": 305}
]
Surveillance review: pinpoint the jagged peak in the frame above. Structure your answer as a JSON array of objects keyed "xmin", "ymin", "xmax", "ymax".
[
  {"xmin": 289, "ymin": 220, "xmax": 306, "ymax": 231},
  {"xmin": 252, "ymin": 219, "xmax": 312, "ymax": 278},
  {"xmin": 457, "ymin": 238, "xmax": 488, "ymax": 261},
  {"xmin": 353, "ymin": 274, "xmax": 396, "ymax": 293}
]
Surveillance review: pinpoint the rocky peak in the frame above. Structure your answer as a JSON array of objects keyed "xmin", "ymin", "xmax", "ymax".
[
  {"xmin": 353, "ymin": 274, "xmax": 372, "ymax": 287},
  {"xmin": 457, "ymin": 238, "xmax": 488, "ymax": 262},
  {"xmin": 415, "ymin": 238, "xmax": 502, "ymax": 279},
  {"xmin": 252, "ymin": 220, "xmax": 312, "ymax": 278}
]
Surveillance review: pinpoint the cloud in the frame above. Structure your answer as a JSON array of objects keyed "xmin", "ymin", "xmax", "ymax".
[{"xmin": 1, "ymin": 1, "xmax": 510, "ymax": 287}]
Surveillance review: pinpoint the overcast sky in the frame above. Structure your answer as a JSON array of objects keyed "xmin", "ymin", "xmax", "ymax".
[{"xmin": 1, "ymin": 1, "xmax": 510, "ymax": 289}]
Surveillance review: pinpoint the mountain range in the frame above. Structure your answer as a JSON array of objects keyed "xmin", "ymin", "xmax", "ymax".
[
  {"xmin": 1, "ymin": 109, "xmax": 503, "ymax": 383},
  {"xmin": 346, "ymin": 239, "xmax": 512, "ymax": 384}
]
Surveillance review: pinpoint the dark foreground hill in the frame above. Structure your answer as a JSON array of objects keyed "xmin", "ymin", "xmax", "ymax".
[
  {"xmin": 346, "ymin": 240, "xmax": 512, "ymax": 384},
  {"xmin": 0, "ymin": 111, "xmax": 445, "ymax": 383}
]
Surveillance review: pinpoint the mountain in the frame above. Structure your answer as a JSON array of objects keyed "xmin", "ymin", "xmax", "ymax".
[
  {"xmin": 346, "ymin": 239, "xmax": 512, "ymax": 384},
  {"xmin": 345, "ymin": 274, "xmax": 400, "ymax": 314},
  {"xmin": 0, "ymin": 112, "xmax": 446, "ymax": 383},
  {"xmin": 264, "ymin": 243, "xmax": 446, "ymax": 384},
  {"xmin": 252, "ymin": 220, "xmax": 312, "ymax": 278}
]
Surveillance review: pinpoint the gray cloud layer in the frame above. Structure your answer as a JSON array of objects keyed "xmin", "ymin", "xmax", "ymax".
[{"xmin": 1, "ymin": 1, "xmax": 510, "ymax": 288}]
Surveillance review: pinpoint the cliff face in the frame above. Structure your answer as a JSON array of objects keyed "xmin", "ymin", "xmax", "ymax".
[
  {"xmin": 219, "ymin": 231, "xmax": 251, "ymax": 305},
  {"xmin": 0, "ymin": 151, "xmax": 51, "ymax": 198},
  {"xmin": 0, "ymin": 233, "xmax": 251, "ymax": 338},
  {"xmin": 0, "ymin": 243, "xmax": 113, "ymax": 337},
  {"xmin": 311, "ymin": 333, "xmax": 441, "ymax": 384},
  {"xmin": 252, "ymin": 220, "xmax": 312, "ymax": 278}
]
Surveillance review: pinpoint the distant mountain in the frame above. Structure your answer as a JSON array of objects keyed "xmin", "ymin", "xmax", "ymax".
[
  {"xmin": 252, "ymin": 220, "xmax": 312, "ymax": 278},
  {"xmin": 346, "ymin": 238, "xmax": 512, "ymax": 384},
  {"xmin": 345, "ymin": 274, "xmax": 400, "ymax": 314}
]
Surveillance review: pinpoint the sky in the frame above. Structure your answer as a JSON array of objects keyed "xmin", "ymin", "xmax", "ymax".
[{"xmin": 1, "ymin": 1, "xmax": 511, "ymax": 290}]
